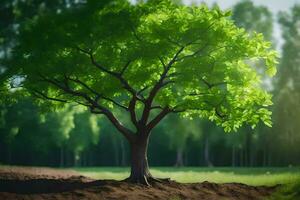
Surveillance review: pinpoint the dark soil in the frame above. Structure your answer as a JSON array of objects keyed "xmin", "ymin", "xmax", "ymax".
[{"xmin": 0, "ymin": 166, "xmax": 277, "ymax": 200}]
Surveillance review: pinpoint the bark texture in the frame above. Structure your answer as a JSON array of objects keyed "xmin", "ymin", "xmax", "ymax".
[{"xmin": 127, "ymin": 133, "xmax": 152, "ymax": 185}]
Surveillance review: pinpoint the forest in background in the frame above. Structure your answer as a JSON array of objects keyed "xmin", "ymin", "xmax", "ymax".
[{"xmin": 0, "ymin": 0, "xmax": 299, "ymax": 168}]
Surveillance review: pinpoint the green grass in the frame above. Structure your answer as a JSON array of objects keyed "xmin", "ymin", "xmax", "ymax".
[
  {"xmin": 268, "ymin": 180, "xmax": 300, "ymax": 200},
  {"xmin": 74, "ymin": 167, "xmax": 300, "ymax": 186}
]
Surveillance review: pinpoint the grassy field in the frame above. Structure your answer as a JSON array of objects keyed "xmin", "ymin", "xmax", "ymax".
[{"xmin": 74, "ymin": 167, "xmax": 300, "ymax": 186}]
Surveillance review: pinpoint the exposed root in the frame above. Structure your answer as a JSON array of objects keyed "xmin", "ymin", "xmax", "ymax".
[
  {"xmin": 123, "ymin": 175, "xmax": 150, "ymax": 186},
  {"xmin": 148, "ymin": 177, "xmax": 171, "ymax": 183},
  {"xmin": 123, "ymin": 175, "xmax": 171, "ymax": 186}
]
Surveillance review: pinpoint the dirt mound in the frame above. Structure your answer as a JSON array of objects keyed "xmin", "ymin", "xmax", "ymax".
[{"xmin": 0, "ymin": 166, "xmax": 277, "ymax": 200}]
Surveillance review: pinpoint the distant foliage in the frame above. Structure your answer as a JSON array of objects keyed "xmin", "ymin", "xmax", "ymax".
[{"xmin": 232, "ymin": 0, "xmax": 273, "ymax": 41}]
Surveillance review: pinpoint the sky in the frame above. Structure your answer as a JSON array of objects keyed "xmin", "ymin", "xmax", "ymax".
[{"xmin": 186, "ymin": 0, "xmax": 299, "ymax": 13}]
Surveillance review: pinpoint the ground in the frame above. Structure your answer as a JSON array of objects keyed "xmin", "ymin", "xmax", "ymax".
[
  {"xmin": 75, "ymin": 167, "xmax": 300, "ymax": 186},
  {"xmin": 0, "ymin": 166, "xmax": 286, "ymax": 200}
]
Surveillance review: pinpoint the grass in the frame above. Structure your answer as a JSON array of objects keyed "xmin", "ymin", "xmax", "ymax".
[
  {"xmin": 74, "ymin": 167, "xmax": 300, "ymax": 186},
  {"xmin": 268, "ymin": 180, "xmax": 300, "ymax": 200}
]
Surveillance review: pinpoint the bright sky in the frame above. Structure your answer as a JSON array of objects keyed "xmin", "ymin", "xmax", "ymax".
[{"xmin": 185, "ymin": 0, "xmax": 299, "ymax": 13}]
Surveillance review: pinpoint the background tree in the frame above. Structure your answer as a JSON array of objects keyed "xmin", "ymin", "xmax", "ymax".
[
  {"xmin": 162, "ymin": 115, "xmax": 201, "ymax": 166},
  {"xmin": 232, "ymin": 0, "xmax": 273, "ymax": 41},
  {"xmin": 272, "ymin": 5, "xmax": 300, "ymax": 165},
  {"xmin": 0, "ymin": 99, "xmax": 50, "ymax": 165},
  {"xmin": 67, "ymin": 112, "xmax": 100, "ymax": 166},
  {"xmin": 4, "ymin": 0, "xmax": 277, "ymax": 184},
  {"xmin": 231, "ymin": 0, "xmax": 274, "ymax": 166},
  {"xmin": 43, "ymin": 106, "xmax": 76, "ymax": 167}
]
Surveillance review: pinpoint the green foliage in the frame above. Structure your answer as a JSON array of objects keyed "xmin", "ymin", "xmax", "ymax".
[
  {"xmin": 268, "ymin": 179, "xmax": 300, "ymax": 200},
  {"xmin": 232, "ymin": 0, "xmax": 274, "ymax": 41},
  {"xmin": 162, "ymin": 114, "xmax": 201, "ymax": 150},
  {"xmin": 42, "ymin": 106, "xmax": 101, "ymax": 156},
  {"xmin": 0, "ymin": 0, "xmax": 77, "ymax": 106},
  {"xmin": 271, "ymin": 5, "xmax": 300, "ymax": 163},
  {"xmin": 4, "ymin": 0, "xmax": 277, "ymax": 133},
  {"xmin": 0, "ymin": 98, "xmax": 101, "ymax": 165},
  {"xmin": 68, "ymin": 112, "xmax": 100, "ymax": 155},
  {"xmin": 1, "ymin": 0, "xmax": 300, "ymax": 171},
  {"xmin": 43, "ymin": 106, "xmax": 77, "ymax": 146}
]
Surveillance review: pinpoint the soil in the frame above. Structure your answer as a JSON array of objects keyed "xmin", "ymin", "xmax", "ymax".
[{"xmin": 0, "ymin": 166, "xmax": 277, "ymax": 200}]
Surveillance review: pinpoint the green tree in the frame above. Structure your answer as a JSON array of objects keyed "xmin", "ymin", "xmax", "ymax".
[
  {"xmin": 42, "ymin": 106, "xmax": 76, "ymax": 166},
  {"xmin": 0, "ymin": 99, "xmax": 45, "ymax": 164},
  {"xmin": 68, "ymin": 112, "xmax": 100, "ymax": 166},
  {"xmin": 163, "ymin": 115, "xmax": 200, "ymax": 166},
  {"xmin": 232, "ymin": 0, "xmax": 273, "ymax": 41},
  {"xmin": 231, "ymin": 0, "xmax": 274, "ymax": 167},
  {"xmin": 4, "ymin": 0, "xmax": 277, "ymax": 184},
  {"xmin": 0, "ymin": 0, "xmax": 75, "ymax": 104},
  {"xmin": 273, "ymin": 5, "xmax": 300, "ymax": 165}
]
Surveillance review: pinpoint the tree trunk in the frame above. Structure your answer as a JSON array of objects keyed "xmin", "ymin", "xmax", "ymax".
[
  {"xmin": 112, "ymin": 137, "xmax": 120, "ymax": 166},
  {"xmin": 60, "ymin": 145, "xmax": 64, "ymax": 167},
  {"xmin": 8, "ymin": 146, "xmax": 12, "ymax": 164},
  {"xmin": 245, "ymin": 130, "xmax": 251, "ymax": 167},
  {"xmin": 240, "ymin": 148, "xmax": 244, "ymax": 167},
  {"xmin": 174, "ymin": 148, "xmax": 184, "ymax": 167},
  {"xmin": 120, "ymin": 139, "xmax": 126, "ymax": 166},
  {"xmin": 127, "ymin": 133, "xmax": 152, "ymax": 185},
  {"xmin": 232, "ymin": 146, "xmax": 235, "ymax": 167},
  {"xmin": 263, "ymin": 144, "xmax": 268, "ymax": 167},
  {"xmin": 204, "ymin": 136, "xmax": 213, "ymax": 167},
  {"xmin": 124, "ymin": 131, "xmax": 170, "ymax": 185}
]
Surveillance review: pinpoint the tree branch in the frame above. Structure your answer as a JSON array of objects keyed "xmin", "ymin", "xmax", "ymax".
[
  {"xmin": 76, "ymin": 47, "xmax": 138, "ymax": 97},
  {"xmin": 146, "ymin": 107, "xmax": 171, "ymax": 132},
  {"xmin": 65, "ymin": 76, "xmax": 99, "ymax": 95},
  {"xmin": 140, "ymin": 46, "xmax": 185, "ymax": 126},
  {"xmin": 120, "ymin": 60, "xmax": 132, "ymax": 76},
  {"xmin": 100, "ymin": 107, "xmax": 136, "ymax": 142},
  {"xmin": 31, "ymin": 89, "xmax": 68, "ymax": 103},
  {"xmin": 74, "ymin": 100, "xmax": 91, "ymax": 107},
  {"xmin": 158, "ymin": 57, "xmax": 167, "ymax": 70},
  {"xmin": 38, "ymin": 74, "xmax": 135, "ymax": 141},
  {"xmin": 150, "ymin": 105, "xmax": 164, "ymax": 110},
  {"xmin": 165, "ymin": 37, "xmax": 184, "ymax": 47},
  {"xmin": 102, "ymin": 96, "xmax": 128, "ymax": 111},
  {"xmin": 176, "ymin": 42, "xmax": 209, "ymax": 61},
  {"xmin": 65, "ymin": 75, "xmax": 128, "ymax": 111},
  {"xmin": 137, "ymin": 85, "xmax": 149, "ymax": 96},
  {"xmin": 128, "ymin": 96, "xmax": 138, "ymax": 127}
]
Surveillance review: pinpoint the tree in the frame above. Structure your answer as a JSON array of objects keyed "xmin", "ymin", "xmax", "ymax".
[
  {"xmin": 272, "ymin": 5, "xmax": 300, "ymax": 165},
  {"xmin": 0, "ymin": 98, "xmax": 46, "ymax": 165},
  {"xmin": 231, "ymin": 0, "xmax": 275, "ymax": 167},
  {"xmin": 67, "ymin": 112, "xmax": 100, "ymax": 166},
  {"xmin": 42, "ymin": 106, "xmax": 76, "ymax": 167},
  {"xmin": 0, "ymin": 0, "xmax": 76, "ymax": 104},
  {"xmin": 232, "ymin": 0, "xmax": 273, "ymax": 41},
  {"xmin": 3, "ymin": 0, "xmax": 277, "ymax": 184},
  {"xmin": 162, "ymin": 114, "xmax": 200, "ymax": 166}
]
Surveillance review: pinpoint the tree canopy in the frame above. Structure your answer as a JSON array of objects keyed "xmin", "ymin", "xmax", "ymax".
[{"xmin": 4, "ymin": 0, "xmax": 277, "ymax": 135}]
